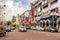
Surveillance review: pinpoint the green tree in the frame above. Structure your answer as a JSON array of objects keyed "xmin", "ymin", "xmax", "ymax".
[{"xmin": 6, "ymin": 21, "xmax": 12, "ymax": 26}]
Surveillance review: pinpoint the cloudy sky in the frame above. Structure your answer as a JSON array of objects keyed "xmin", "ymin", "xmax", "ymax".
[{"xmin": 4, "ymin": 0, "xmax": 34, "ymax": 21}]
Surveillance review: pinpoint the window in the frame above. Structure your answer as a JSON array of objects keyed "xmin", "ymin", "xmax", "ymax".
[
  {"xmin": 55, "ymin": 8, "xmax": 58, "ymax": 13},
  {"xmin": 43, "ymin": 22, "xmax": 45, "ymax": 27},
  {"xmin": 42, "ymin": 0, "xmax": 48, "ymax": 5},
  {"xmin": 37, "ymin": 7, "xmax": 40, "ymax": 12},
  {"xmin": 51, "ymin": 8, "xmax": 56, "ymax": 12},
  {"xmin": 43, "ymin": 4, "xmax": 48, "ymax": 9},
  {"xmin": 54, "ymin": 23, "xmax": 56, "ymax": 28},
  {"xmin": 51, "ymin": 0, "xmax": 58, "ymax": 5},
  {"xmin": 46, "ymin": 21, "xmax": 49, "ymax": 26},
  {"xmin": 50, "ymin": 8, "xmax": 58, "ymax": 13}
]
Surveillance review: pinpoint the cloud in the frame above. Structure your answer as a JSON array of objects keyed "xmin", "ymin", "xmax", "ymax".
[
  {"xmin": 5, "ymin": 0, "xmax": 25, "ymax": 21},
  {"xmin": 5, "ymin": 0, "xmax": 34, "ymax": 21}
]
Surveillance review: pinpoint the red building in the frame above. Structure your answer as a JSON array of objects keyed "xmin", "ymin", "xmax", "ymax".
[{"xmin": 30, "ymin": 3, "xmax": 34, "ymax": 18}]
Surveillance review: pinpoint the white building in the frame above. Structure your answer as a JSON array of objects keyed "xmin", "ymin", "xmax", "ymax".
[
  {"xmin": 33, "ymin": 0, "xmax": 59, "ymax": 17},
  {"xmin": 33, "ymin": 0, "xmax": 60, "ymax": 31},
  {"xmin": 0, "ymin": 0, "xmax": 6, "ymax": 24}
]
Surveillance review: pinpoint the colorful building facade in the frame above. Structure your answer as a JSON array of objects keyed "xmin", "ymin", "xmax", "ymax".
[{"xmin": 32, "ymin": 0, "xmax": 60, "ymax": 32}]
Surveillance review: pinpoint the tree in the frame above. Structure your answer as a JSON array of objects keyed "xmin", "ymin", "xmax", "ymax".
[{"xmin": 6, "ymin": 21, "xmax": 11, "ymax": 26}]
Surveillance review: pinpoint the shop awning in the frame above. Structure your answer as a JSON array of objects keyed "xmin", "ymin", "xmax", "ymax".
[
  {"xmin": 40, "ymin": 13, "xmax": 60, "ymax": 19},
  {"xmin": 50, "ymin": 13, "xmax": 60, "ymax": 16},
  {"xmin": 40, "ymin": 13, "xmax": 50, "ymax": 19}
]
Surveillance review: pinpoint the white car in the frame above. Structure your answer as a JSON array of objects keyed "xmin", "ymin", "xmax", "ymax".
[
  {"xmin": 36, "ymin": 26, "xmax": 44, "ymax": 31},
  {"xmin": 25, "ymin": 26, "xmax": 30, "ymax": 29},
  {"xmin": 11, "ymin": 26, "xmax": 15, "ymax": 30},
  {"xmin": 19, "ymin": 26, "xmax": 27, "ymax": 32},
  {"xmin": 31, "ymin": 26, "xmax": 36, "ymax": 30}
]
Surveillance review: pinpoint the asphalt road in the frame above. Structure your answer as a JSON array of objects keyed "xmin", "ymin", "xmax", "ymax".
[{"xmin": 0, "ymin": 29, "xmax": 60, "ymax": 40}]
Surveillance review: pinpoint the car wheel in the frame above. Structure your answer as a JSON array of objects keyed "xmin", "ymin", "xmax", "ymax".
[
  {"xmin": 55, "ymin": 30, "xmax": 58, "ymax": 32},
  {"xmin": 10, "ymin": 30, "xmax": 11, "ymax": 32},
  {"xmin": 3, "ymin": 33, "xmax": 6, "ymax": 36},
  {"xmin": 3, "ymin": 32, "xmax": 6, "ymax": 36}
]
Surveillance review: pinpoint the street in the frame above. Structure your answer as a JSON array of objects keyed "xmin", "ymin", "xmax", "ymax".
[{"xmin": 0, "ymin": 29, "xmax": 60, "ymax": 40}]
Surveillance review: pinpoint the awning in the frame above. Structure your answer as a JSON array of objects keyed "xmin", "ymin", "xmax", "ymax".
[
  {"xmin": 40, "ymin": 13, "xmax": 60, "ymax": 19},
  {"xmin": 50, "ymin": 13, "xmax": 60, "ymax": 16},
  {"xmin": 40, "ymin": 13, "xmax": 50, "ymax": 19},
  {"xmin": 49, "ymin": 17, "xmax": 54, "ymax": 23}
]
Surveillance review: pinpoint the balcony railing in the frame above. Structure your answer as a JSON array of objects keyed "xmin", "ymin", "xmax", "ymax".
[
  {"xmin": 43, "ymin": 3, "xmax": 48, "ymax": 9},
  {"xmin": 51, "ymin": 0, "xmax": 58, "ymax": 5}
]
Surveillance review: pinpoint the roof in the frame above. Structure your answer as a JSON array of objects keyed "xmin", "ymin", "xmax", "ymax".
[{"xmin": 32, "ymin": 0, "xmax": 38, "ymax": 4}]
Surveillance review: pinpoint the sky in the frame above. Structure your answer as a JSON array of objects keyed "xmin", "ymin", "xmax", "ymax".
[{"xmin": 4, "ymin": 0, "xmax": 34, "ymax": 21}]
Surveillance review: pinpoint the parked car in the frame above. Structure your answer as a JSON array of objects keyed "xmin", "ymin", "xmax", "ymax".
[
  {"xmin": 31, "ymin": 26, "xmax": 36, "ymax": 30},
  {"xmin": 18, "ymin": 26, "xmax": 27, "ymax": 32},
  {"xmin": 25, "ymin": 26, "xmax": 30, "ymax": 29},
  {"xmin": 11, "ymin": 26, "xmax": 15, "ymax": 30},
  {"xmin": 0, "ymin": 26, "xmax": 6, "ymax": 37},
  {"xmin": 36, "ymin": 26, "xmax": 44, "ymax": 31},
  {"xmin": 6, "ymin": 27, "xmax": 11, "ymax": 32},
  {"xmin": 45, "ymin": 26, "xmax": 58, "ymax": 32}
]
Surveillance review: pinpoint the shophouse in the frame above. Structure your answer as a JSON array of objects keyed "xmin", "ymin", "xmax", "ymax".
[
  {"xmin": 0, "ymin": 0, "xmax": 6, "ymax": 25},
  {"xmin": 33, "ymin": 0, "xmax": 60, "ymax": 32}
]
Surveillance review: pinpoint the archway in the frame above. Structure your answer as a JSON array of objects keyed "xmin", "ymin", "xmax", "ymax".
[
  {"xmin": 43, "ymin": 20, "xmax": 46, "ymax": 28},
  {"xmin": 40, "ymin": 21, "xmax": 43, "ymax": 27},
  {"xmin": 46, "ymin": 19, "xmax": 50, "ymax": 27}
]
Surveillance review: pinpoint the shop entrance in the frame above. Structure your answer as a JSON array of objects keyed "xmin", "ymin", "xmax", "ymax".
[
  {"xmin": 43, "ymin": 21, "xmax": 45, "ymax": 28},
  {"xmin": 54, "ymin": 22, "xmax": 56, "ymax": 28},
  {"xmin": 40, "ymin": 22, "xmax": 43, "ymax": 27},
  {"xmin": 46, "ymin": 21, "xmax": 49, "ymax": 27}
]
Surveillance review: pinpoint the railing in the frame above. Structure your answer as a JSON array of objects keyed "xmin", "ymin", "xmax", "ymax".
[{"xmin": 51, "ymin": 0, "xmax": 58, "ymax": 5}]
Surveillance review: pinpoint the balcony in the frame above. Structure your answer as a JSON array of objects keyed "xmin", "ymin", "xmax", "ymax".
[
  {"xmin": 42, "ymin": 0, "xmax": 48, "ymax": 5},
  {"xmin": 43, "ymin": 3, "xmax": 48, "ymax": 9},
  {"xmin": 51, "ymin": 0, "xmax": 58, "ymax": 5}
]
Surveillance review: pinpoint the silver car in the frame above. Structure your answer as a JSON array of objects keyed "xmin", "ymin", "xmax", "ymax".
[
  {"xmin": 31, "ymin": 26, "xmax": 36, "ymax": 30},
  {"xmin": 36, "ymin": 26, "xmax": 44, "ymax": 31},
  {"xmin": 6, "ymin": 27, "xmax": 11, "ymax": 32},
  {"xmin": 45, "ymin": 26, "xmax": 58, "ymax": 32},
  {"xmin": 11, "ymin": 26, "xmax": 15, "ymax": 30},
  {"xmin": 18, "ymin": 26, "xmax": 27, "ymax": 32}
]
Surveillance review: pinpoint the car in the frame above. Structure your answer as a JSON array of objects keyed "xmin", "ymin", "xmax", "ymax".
[
  {"xmin": 25, "ymin": 26, "xmax": 30, "ymax": 29},
  {"xmin": 6, "ymin": 27, "xmax": 11, "ymax": 32},
  {"xmin": 0, "ymin": 26, "xmax": 6, "ymax": 37},
  {"xmin": 18, "ymin": 26, "xmax": 27, "ymax": 32},
  {"xmin": 11, "ymin": 26, "xmax": 15, "ymax": 30},
  {"xmin": 31, "ymin": 26, "xmax": 36, "ymax": 30},
  {"xmin": 36, "ymin": 26, "xmax": 44, "ymax": 31},
  {"xmin": 45, "ymin": 26, "xmax": 58, "ymax": 32}
]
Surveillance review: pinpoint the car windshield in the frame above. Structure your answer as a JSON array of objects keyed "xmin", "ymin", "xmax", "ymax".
[{"xmin": 19, "ymin": 26, "xmax": 24, "ymax": 28}]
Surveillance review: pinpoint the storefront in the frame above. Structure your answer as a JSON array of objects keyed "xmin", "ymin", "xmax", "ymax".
[
  {"xmin": 40, "ymin": 13, "xmax": 60, "ymax": 30},
  {"xmin": 46, "ymin": 19, "xmax": 50, "ymax": 27},
  {"xmin": 40, "ymin": 20, "xmax": 43, "ymax": 27}
]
